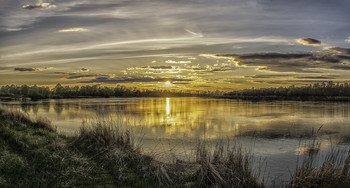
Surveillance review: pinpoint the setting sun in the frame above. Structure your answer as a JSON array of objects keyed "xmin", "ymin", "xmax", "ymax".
[{"xmin": 164, "ymin": 81, "xmax": 172, "ymax": 86}]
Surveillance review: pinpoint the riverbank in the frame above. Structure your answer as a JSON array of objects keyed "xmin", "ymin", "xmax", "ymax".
[
  {"xmin": 1, "ymin": 108, "xmax": 350, "ymax": 187},
  {"xmin": 0, "ymin": 108, "xmax": 262, "ymax": 187},
  {"xmin": 216, "ymin": 95, "xmax": 350, "ymax": 102}
]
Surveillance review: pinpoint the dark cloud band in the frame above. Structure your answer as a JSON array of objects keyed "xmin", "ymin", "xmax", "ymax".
[
  {"xmin": 79, "ymin": 76, "xmax": 192, "ymax": 84},
  {"xmin": 217, "ymin": 51, "xmax": 350, "ymax": 73}
]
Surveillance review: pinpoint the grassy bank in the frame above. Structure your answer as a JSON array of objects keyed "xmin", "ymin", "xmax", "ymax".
[
  {"xmin": 1, "ymin": 109, "xmax": 350, "ymax": 187},
  {"xmin": 0, "ymin": 109, "xmax": 262, "ymax": 187}
]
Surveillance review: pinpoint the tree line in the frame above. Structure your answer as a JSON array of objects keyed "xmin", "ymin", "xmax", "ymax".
[
  {"xmin": 225, "ymin": 81, "xmax": 350, "ymax": 101},
  {"xmin": 0, "ymin": 84, "xmax": 193, "ymax": 100}
]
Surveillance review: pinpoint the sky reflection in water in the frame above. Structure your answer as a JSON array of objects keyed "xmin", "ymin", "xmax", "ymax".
[{"xmin": 1, "ymin": 97, "xmax": 350, "ymax": 185}]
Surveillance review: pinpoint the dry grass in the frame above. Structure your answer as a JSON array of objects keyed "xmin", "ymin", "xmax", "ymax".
[
  {"xmin": 74, "ymin": 117, "xmax": 264, "ymax": 187},
  {"xmin": 288, "ymin": 148, "xmax": 350, "ymax": 187},
  {"xmin": 190, "ymin": 141, "xmax": 264, "ymax": 187},
  {"xmin": 0, "ymin": 108, "xmax": 55, "ymax": 132},
  {"xmin": 77, "ymin": 120, "xmax": 133, "ymax": 150},
  {"xmin": 75, "ymin": 118, "xmax": 174, "ymax": 187},
  {"xmin": 288, "ymin": 125, "xmax": 350, "ymax": 187}
]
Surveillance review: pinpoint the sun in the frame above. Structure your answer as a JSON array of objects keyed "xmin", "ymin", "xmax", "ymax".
[
  {"xmin": 163, "ymin": 80, "xmax": 174, "ymax": 87},
  {"xmin": 164, "ymin": 81, "xmax": 172, "ymax": 86}
]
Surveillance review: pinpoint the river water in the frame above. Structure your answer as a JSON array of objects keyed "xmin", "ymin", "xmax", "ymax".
[{"xmin": 1, "ymin": 97, "xmax": 350, "ymax": 186}]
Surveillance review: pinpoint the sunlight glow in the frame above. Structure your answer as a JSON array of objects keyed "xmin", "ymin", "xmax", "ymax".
[
  {"xmin": 166, "ymin": 98, "xmax": 170, "ymax": 115},
  {"xmin": 165, "ymin": 81, "xmax": 172, "ymax": 86}
]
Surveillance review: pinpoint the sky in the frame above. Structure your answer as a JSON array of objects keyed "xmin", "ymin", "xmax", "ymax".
[{"xmin": 1, "ymin": 0, "xmax": 350, "ymax": 91}]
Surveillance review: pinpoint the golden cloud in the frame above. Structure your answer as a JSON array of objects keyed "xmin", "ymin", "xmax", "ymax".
[
  {"xmin": 58, "ymin": 28, "xmax": 88, "ymax": 32},
  {"xmin": 296, "ymin": 38, "xmax": 322, "ymax": 46},
  {"xmin": 22, "ymin": 3, "xmax": 56, "ymax": 10}
]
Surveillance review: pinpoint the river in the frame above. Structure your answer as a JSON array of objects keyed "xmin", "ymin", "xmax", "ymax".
[{"xmin": 1, "ymin": 97, "xmax": 349, "ymax": 186}]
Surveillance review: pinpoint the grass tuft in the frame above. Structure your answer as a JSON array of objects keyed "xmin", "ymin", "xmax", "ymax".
[
  {"xmin": 0, "ymin": 108, "xmax": 55, "ymax": 132},
  {"xmin": 77, "ymin": 121, "xmax": 133, "ymax": 150},
  {"xmin": 192, "ymin": 141, "xmax": 264, "ymax": 187},
  {"xmin": 288, "ymin": 148, "xmax": 350, "ymax": 187}
]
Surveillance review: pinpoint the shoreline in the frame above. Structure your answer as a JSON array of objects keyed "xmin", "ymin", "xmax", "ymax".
[{"xmin": 1, "ymin": 108, "xmax": 350, "ymax": 187}]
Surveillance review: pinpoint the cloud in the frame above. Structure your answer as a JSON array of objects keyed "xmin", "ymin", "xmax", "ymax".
[
  {"xmin": 326, "ymin": 47, "xmax": 350, "ymax": 55},
  {"xmin": 255, "ymin": 80, "xmax": 335, "ymax": 85},
  {"xmin": 80, "ymin": 76, "xmax": 192, "ymax": 84},
  {"xmin": 236, "ymin": 53, "xmax": 312, "ymax": 59},
  {"xmin": 63, "ymin": 72, "xmax": 108, "ymax": 79},
  {"xmin": 148, "ymin": 66, "xmax": 173, "ymax": 69},
  {"xmin": 14, "ymin": 67, "xmax": 48, "ymax": 72},
  {"xmin": 217, "ymin": 51, "xmax": 350, "ymax": 73},
  {"xmin": 184, "ymin": 29, "xmax": 203, "ymax": 38},
  {"xmin": 346, "ymin": 37, "xmax": 350, "ymax": 43},
  {"xmin": 246, "ymin": 74, "xmax": 340, "ymax": 80},
  {"xmin": 14, "ymin": 68, "xmax": 37, "ymax": 72},
  {"xmin": 22, "ymin": 3, "xmax": 56, "ymax": 10},
  {"xmin": 165, "ymin": 60, "xmax": 191, "ymax": 64},
  {"xmin": 126, "ymin": 61, "xmax": 236, "ymax": 77},
  {"xmin": 58, "ymin": 28, "xmax": 88, "ymax": 32},
  {"xmin": 246, "ymin": 75, "xmax": 292, "ymax": 79},
  {"xmin": 66, "ymin": 74, "xmax": 97, "ymax": 79},
  {"xmin": 296, "ymin": 38, "xmax": 322, "ymax": 46},
  {"xmin": 294, "ymin": 75, "xmax": 340, "ymax": 79},
  {"xmin": 52, "ymin": 71, "xmax": 107, "ymax": 79}
]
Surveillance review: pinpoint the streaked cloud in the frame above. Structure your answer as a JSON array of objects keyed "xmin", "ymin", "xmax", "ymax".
[
  {"xmin": 184, "ymin": 29, "xmax": 203, "ymax": 38},
  {"xmin": 254, "ymin": 80, "xmax": 333, "ymax": 85},
  {"xmin": 14, "ymin": 68, "xmax": 37, "ymax": 72},
  {"xmin": 66, "ymin": 74, "xmax": 97, "ymax": 79},
  {"xmin": 217, "ymin": 51, "xmax": 350, "ymax": 73},
  {"xmin": 326, "ymin": 47, "xmax": 350, "ymax": 55},
  {"xmin": 22, "ymin": 3, "xmax": 56, "ymax": 10},
  {"xmin": 296, "ymin": 38, "xmax": 322, "ymax": 46},
  {"xmin": 165, "ymin": 60, "xmax": 191, "ymax": 64},
  {"xmin": 2, "ymin": 0, "xmax": 350, "ymax": 89},
  {"xmin": 294, "ymin": 75, "xmax": 340, "ymax": 79},
  {"xmin": 58, "ymin": 28, "xmax": 89, "ymax": 32},
  {"xmin": 125, "ymin": 61, "xmax": 236, "ymax": 77},
  {"xmin": 14, "ymin": 67, "xmax": 48, "ymax": 72},
  {"xmin": 246, "ymin": 74, "xmax": 340, "ymax": 80},
  {"xmin": 246, "ymin": 75, "xmax": 292, "ymax": 79},
  {"xmin": 79, "ymin": 76, "xmax": 192, "ymax": 84}
]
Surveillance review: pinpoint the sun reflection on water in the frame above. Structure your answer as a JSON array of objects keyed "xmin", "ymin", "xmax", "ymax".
[
  {"xmin": 2, "ymin": 98, "xmax": 350, "ymax": 141},
  {"xmin": 166, "ymin": 97, "xmax": 170, "ymax": 115}
]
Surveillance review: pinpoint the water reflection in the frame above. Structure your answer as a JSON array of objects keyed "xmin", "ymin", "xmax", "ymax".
[
  {"xmin": 1, "ymin": 98, "xmax": 350, "ymax": 140},
  {"xmin": 2, "ymin": 98, "xmax": 350, "ymax": 185},
  {"xmin": 166, "ymin": 97, "xmax": 170, "ymax": 116}
]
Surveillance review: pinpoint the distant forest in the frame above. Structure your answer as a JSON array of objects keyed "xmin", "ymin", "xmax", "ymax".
[
  {"xmin": 3, "ymin": 81, "xmax": 350, "ymax": 101},
  {"xmin": 225, "ymin": 81, "xmax": 350, "ymax": 101},
  {"xmin": 0, "ymin": 84, "xmax": 194, "ymax": 100}
]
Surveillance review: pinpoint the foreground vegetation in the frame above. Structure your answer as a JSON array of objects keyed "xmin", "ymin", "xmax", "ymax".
[
  {"xmin": 1, "ymin": 108, "xmax": 350, "ymax": 187},
  {"xmin": 0, "ymin": 109, "xmax": 262, "ymax": 187}
]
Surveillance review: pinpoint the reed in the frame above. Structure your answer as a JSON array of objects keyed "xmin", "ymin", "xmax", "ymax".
[{"xmin": 288, "ymin": 147, "xmax": 350, "ymax": 187}]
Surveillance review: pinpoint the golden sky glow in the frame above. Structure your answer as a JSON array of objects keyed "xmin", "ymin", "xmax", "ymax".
[{"xmin": 1, "ymin": 0, "xmax": 350, "ymax": 91}]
